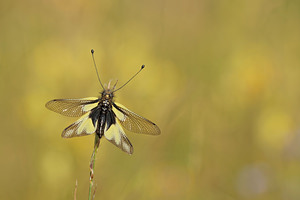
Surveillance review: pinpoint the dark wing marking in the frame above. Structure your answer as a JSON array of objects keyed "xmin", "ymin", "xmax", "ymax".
[
  {"xmin": 113, "ymin": 102, "xmax": 161, "ymax": 135},
  {"xmin": 45, "ymin": 97, "xmax": 99, "ymax": 117},
  {"xmin": 104, "ymin": 119, "xmax": 133, "ymax": 154},
  {"xmin": 62, "ymin": 112, "xmax": 97, "ymax": 138}
]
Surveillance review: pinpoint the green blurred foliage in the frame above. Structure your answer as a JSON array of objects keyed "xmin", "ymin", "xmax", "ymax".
[{"xmin": 1, "ymin": 0, "xmax": 300, "ymax": 199}]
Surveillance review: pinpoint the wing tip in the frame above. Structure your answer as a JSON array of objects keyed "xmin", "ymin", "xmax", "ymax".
[
  {"xmin": 157, "ymin": 126, "xmax": 161, "ymax": 134},
  {"xmin": 127, "ymin": 147, "xmax": 134, "ymax": 155},
  {"xmin": 45, "ymin": 99, "xmax": 59, "ymax": 109},
  {"xmin": 45, "ymin": 100, "xmax": 52, "ymax": 108},
  {"xmin": 61, "ymin": 132, "xmax": 71, "ymax": 138}
]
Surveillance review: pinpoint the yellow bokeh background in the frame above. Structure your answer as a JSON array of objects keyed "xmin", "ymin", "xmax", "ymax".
[{"xmin": 1, "ymin": 0, "xmax": 300, "ymax": 199}]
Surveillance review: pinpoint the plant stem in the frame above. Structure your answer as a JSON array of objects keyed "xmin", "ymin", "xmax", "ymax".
[
  {"xmin": 74, "ymin": 179, "xmax": 78, "ymax": 200},
  {"xmin": 88, "ymin": 134, "xmax": 100, "ymax": 200}
]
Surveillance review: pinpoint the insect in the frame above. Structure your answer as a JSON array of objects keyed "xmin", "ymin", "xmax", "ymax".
[{"xmin": 45, "ymin": 49, "xmax": 160, "ymax": 154}]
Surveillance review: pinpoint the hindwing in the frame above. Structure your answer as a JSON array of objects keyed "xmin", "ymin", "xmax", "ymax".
[
  {"xmin": 62, "ymin": 112, "xmax": 97, "ymax": 138},
  {"xmin": 104, "ymin": 111, "xmax": 133, "ymax": 154}
]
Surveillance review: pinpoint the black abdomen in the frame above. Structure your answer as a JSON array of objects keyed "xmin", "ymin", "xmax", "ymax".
[{"xmin": 89, "ymin": 100, "xmax": 115, "ymax": 138}]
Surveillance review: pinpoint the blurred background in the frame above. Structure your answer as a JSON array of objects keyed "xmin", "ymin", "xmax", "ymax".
[{"xmin": 1, "ymin": 0, "xmax": 300, "ymax": 199}]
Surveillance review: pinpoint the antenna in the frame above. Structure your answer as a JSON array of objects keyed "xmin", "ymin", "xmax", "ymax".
[
  {"xmin": 91, "ymin": 49, "xmax": 105, "ymax": 90},
  {"xmin": 113, "ymin": 65, "xmax": 145, "ymax": 92}
]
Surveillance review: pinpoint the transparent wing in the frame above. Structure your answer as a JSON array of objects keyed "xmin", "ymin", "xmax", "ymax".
[
  {"xmin": 112, "ymin": 102, "xmax": 161, "ymax": 135},
  {"xmin": 45, "ymin": 97, "xmax": 99, "ymax": 117},
  {"xmin": 62, "ymin": 112, "xmax": 97, "ymax": 138},
  {"xmin": 104, "ymin": 120, "xmax": 133, "ymax": 154}
]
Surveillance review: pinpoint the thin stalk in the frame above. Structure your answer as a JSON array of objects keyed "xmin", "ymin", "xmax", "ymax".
[
  {"xmin": 88, "ymin": 134, "xmax": 100, "ymax": 200},
  {"xmin": 74, "ymin": 179, "xmax": 78, "ymax": 200}
]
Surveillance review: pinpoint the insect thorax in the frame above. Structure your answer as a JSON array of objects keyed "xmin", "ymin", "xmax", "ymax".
[
  {"xmin": 100, "ymin": 99, "xmax": 111, "ymax": 112},
  {"xmin": 99, "ymin": 89, "xmax": 114, "ymax": 110},
  {"xmin": 89, "ymin": 94, "xmax": 113, "ymax": 128}
]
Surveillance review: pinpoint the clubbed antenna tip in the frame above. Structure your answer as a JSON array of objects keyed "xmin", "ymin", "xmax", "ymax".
[
  {"xmin": 113, "ymin": 64, "xmax": 145, "ymax": 92},
  {"xmin": 91, "ymin": 49, "xmax": 104, "ymax": 90}
]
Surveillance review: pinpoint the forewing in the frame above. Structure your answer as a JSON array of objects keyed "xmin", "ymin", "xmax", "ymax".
[
  {"xmin": 113, "ymin": 102, "xmax": 161, "ymax": 135},
  {"xmin": 104, "ymin": 120, "xmax": 133, "ymax": 154},
  {"xmin": 45, "ymin": 97, "xmax": 99, "ymax": 117},
  {"xmin": 62, "ymin": 112, "xmax": 97, "ymax": 138}
]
